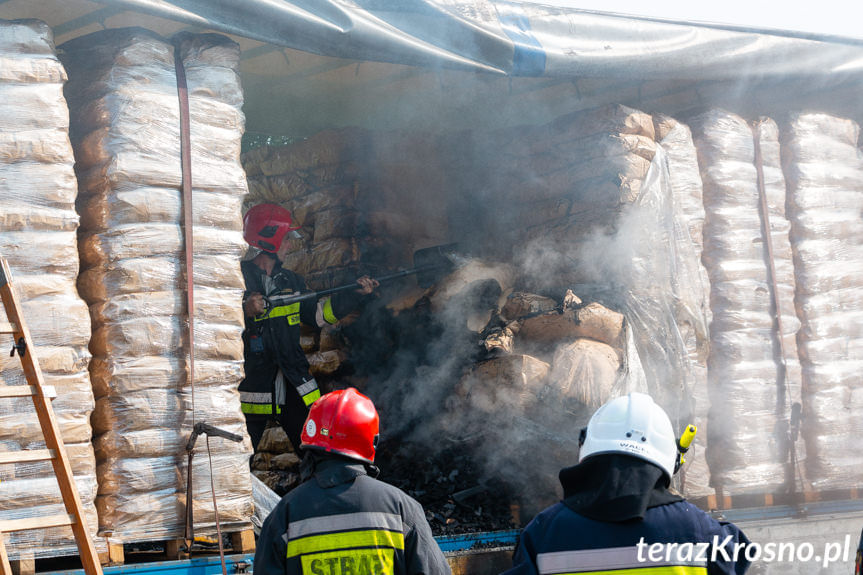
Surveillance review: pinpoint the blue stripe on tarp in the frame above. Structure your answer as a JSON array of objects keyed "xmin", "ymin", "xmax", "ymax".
[
  {"xmin": 494, "ymin": 2, "xmax": 547, "ymax": 76},
  {"xmin": 44, "ymin": 554, "xmax": 256, "ymax": 575},
  {"xmin": 435, "ymin": 529, "xmax": 520, "ymax": 552}
]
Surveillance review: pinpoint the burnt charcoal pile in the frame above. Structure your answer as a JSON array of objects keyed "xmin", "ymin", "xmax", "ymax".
[
  {"xmin": 247, "ymin": 257, "xmax": 631, "ymax": 529},
  {"xmin": 379, "ymin": 441, "xmax": 520, "ymax": 536},
  {"xmin": 333, "ymin": 268, "xmax": 633, "ymax": 521},
  {"xmin": 250, "ymin": 428, "xmax": 521, "ymax": 535}
]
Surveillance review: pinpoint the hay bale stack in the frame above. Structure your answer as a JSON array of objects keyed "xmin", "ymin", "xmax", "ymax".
[
  {"xmin": 692, "ymin": 110, "xmax": 802, "ymax": 496},
  {"xmin": 780, "ymin": 112, "xmax": 863, "ymax": 490},
  {"xmin": 484, "ymin": 104, "xmax": 658, "ymax": 257},
  {"xmin": 0, "ymin": 18, "xmax": 102, "ymax": 559},
  {"xmin": 60, "ymin": 27, "xmax": 252, "ymax": 543},
  {"xmin": 242, "ymin": 130, "xmax": 451, "ymax": 289},
  {"xmin": 654, "ymin": 114, "xmax": 712, "ymax": 497}
]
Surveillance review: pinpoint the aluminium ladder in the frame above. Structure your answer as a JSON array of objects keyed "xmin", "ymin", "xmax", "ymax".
[{"xmin": 0, "ymin": 257, "xmax": 102, "ymax": 575}]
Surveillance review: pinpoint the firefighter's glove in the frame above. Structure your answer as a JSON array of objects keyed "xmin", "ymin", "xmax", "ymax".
[
  {"xmin": 243, "ymin": 293, "xmax": 267, "ymax": 317},
  {"xmin": 355, "ymin": 276, "xmax": 379, "ymax": 295}
]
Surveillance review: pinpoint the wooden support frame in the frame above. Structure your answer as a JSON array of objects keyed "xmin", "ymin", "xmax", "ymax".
[{"xmin": 0, "ymin": 257, "xmax": 103, "ymax": 575}]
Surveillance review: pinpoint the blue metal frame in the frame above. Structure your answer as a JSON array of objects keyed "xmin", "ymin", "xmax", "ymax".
[
  {"xmin": 714, "ymin": 497, "xmax": 863, "ymax": 523},
  {"xmin": 43, "ymin": 500, "xmax": 863, "ymax": 573},
  {"xmin": 45, "ymin": 554, "xmax": 255, "ymax": 575},
  {"xmin": 43, "ymin": 531, "xmax": 521, "ymax": 575}
]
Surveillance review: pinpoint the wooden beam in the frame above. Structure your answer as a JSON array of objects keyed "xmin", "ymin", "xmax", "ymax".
[
  {"xmin": 0, "ymin": 386, "xmax": 56, "ymax": 399},
  {"xmin": 0, "ymin": 449, "xmax": 54, "ymax": 465},
  {"xmin": 0, "ymin": 514, "xmax": 74, "ymax": 533}
]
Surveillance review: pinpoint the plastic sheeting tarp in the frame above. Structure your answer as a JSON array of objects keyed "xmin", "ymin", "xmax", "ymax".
[{"xmin": 95, "ymin": 0, "xmax": 863, "ymax": 80}]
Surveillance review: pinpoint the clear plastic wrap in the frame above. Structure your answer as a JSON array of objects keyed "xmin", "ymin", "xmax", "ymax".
[
  {"xmin": 0, "ymin": 83, "xmax": 70, "ymax": 132},
  {"xmin": 547, "ymin": 339, "xmax": 620, "ymax": 409},
  {"xmin": 1, "ymin": 231, "xmax": 80, "ymax": 277},
  {"xmin": 781, "ymin": 112, "xmax": 863, "ymax": 490},
  {"xmin": 655, "ymin": 114, "xmax": 713, "ymax": 497},
  {"xmin": 0, "ymin": 18, "xmax": 103, "ymax": 560},
  {"xmin": 692, "ymin": 110, "xmax": 803, "ymax": 496},
  {"xmin": 59, "ymin": 27, "xmax": 253, "ymax": 544}
]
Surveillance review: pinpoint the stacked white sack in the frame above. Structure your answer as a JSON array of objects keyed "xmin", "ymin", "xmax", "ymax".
[
  {"xmin": 692, "ymin": 110, "xmax": 802, "ymax": 496},
  {"xmin": 654, "ymin": 114, "xmax": 713, "ymax": 499},
  {"xmin": 60, "ymin": 28, "xmax": 252, "ymax": 543},
  {"xmin": 780, "ymin": 113, "xmax": 863, "ymax": 490},
  {"xmin": 0, "ymin": 19, "xmax": 101, "ymax": 559}
]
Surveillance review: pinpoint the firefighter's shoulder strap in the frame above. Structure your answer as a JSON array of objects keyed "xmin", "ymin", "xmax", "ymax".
[{"xmin": 0, "ymin": 256, "xmax": 103, "ymax": 575}]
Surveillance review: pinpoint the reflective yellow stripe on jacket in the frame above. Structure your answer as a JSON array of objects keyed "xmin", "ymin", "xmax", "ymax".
[
  {"xmin": 239, "ymin": 391, "xmax": 279, "ymax": 415},
  {"xmin": 254, "ymin": 302, "xmax": 301, "ymax": 325},
  {"xmin": 537, "ymin": 546, "xmax": 709, "ymax": 575},
  {"xmin": 286, "ymin": 512, "xmax": 405, "ymax": 575},
  {"xmin": 321, "ymin": 298, "xmax": 338, "ymax": 325},
  {"xmin": 297, "ymin": 379, "xmax": 321, "ymax": 407},
  {"xmin": 240, "ymin": 403, "xmax": 279, "ymax": 415}
]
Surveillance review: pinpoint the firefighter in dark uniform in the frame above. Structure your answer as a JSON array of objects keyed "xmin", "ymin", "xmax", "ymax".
[
  {"xmin": 254, "ymin": 387, "xmax": 452, "ymax": 575},
  {"xmin": 503, "ymin": 392, "xmax": 750, "ymax": 575},
  {"xmin": 240, "ymin": 203, "xmax": 378, "ymax": 452}
]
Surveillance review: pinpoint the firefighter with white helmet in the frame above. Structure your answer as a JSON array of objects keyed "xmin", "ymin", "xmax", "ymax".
[
  {"xmin": 502, "ymin": 392, "xmax": 751, "ymax": 575},
  {"xmin": 240, "ymin": 203, "xmax": 378, "ymax": 452},
  {"xmin": 254, "ymin": 388, "xmax": 451, "ymax": 575}
]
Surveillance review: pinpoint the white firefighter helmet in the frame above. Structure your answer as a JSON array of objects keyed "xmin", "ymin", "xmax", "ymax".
[{"xmin": 578, "ymin": 392, "xmax": 677, "ymax": 481}]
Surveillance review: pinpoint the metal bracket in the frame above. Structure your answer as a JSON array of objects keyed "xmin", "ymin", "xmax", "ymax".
[{"xmin": 9, "ymin": 337, "xmax": 25, "ymax": 358}]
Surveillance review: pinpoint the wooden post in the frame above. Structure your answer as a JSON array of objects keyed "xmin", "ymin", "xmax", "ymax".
[
  {"xmin": 9, "ymin": 553, "xmax": 34, "ymax": 575},
  {"xmin": 106, "ymin": 543, "xmax": 124, "ymax": 565},
  {"xmin": 0, "ymin": 536, "xmax": 12, "ymax": 575},
  {"xmin": 231, "ymin": 530, "xmax": 256, "ymax": 553}
]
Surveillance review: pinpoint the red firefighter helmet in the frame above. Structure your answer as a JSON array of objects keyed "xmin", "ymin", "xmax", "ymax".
[
  {"xmin": 242, "ymin": 203, "xmax": 301, "ymax": 253},
  {"xmin": 301, "ymin": 388, "xmax": 380, "ymax": 464}
]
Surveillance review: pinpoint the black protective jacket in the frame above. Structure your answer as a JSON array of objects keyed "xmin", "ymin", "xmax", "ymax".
[
  {"xmin": 254, "ymin": 457, "xmax": 452, "ymax": 575},
  {"xmin": 239, "ymin": 257, "xmax": 361, "ymax": 413},
  {"xmin": 503, "ymin": 455, "xmax": 750, "ymax": 575}
]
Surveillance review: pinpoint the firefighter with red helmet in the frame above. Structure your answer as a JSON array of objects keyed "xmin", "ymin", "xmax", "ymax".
[
  {"xmin": 254, "ymin": 388, "xmax": 452, "ymax": 575},
  {"xmin": 240, "ymin": 203, "xmax": 378, "ymax": 452}
]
